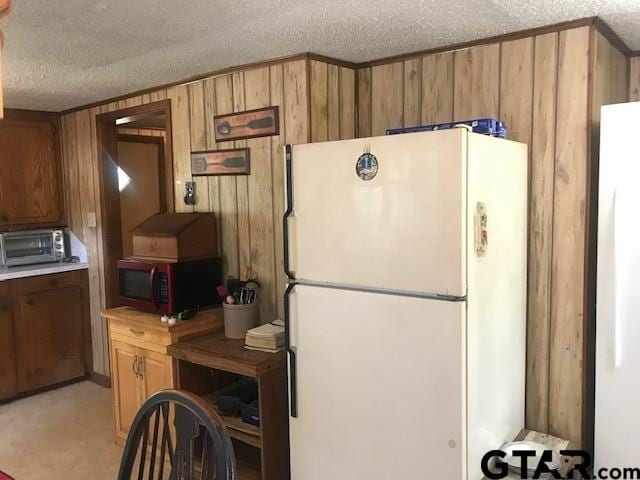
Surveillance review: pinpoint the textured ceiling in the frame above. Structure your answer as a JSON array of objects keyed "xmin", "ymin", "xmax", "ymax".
[{"xmin": 1, "ymin": 0, "xmax": 639, "ymax": 112}]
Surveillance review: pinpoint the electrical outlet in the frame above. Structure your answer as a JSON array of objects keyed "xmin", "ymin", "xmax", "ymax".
[{"xmin": 87, "ymin": 212, "xmax": 97, "ymax": 228}]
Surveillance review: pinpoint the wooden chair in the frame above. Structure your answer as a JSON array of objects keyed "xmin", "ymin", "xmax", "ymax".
[{"xmin": 118, "ymin": 389, "xmax": 236, "ymax": 480}]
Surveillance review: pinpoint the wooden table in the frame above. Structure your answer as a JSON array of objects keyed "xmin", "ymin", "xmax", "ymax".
[{"xmin": 168, "ymin": 329, "xmax": 289, "ymax": 480}]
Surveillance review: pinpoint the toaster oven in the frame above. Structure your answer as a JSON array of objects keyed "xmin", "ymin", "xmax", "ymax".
[{"xmin": 0, "ymin": 228, "xmax": 68, "ymax": 267}]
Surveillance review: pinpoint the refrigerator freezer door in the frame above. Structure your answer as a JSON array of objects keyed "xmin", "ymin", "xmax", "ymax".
[
  {"xmin": 286, "ymin": 129, "xmax": 467, "ymax": 297},
  {"xmin": 596, "ymin": 102, "xmax": 640, "ymax": 468},
  {"xmin": 288, "ymin": 284, "xmax": 466, "ymax": 479}
]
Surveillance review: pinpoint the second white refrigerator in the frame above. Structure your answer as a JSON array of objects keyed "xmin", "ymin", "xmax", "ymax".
[
  {"xmin": 595, "ymin": 101, "xmax": 640, "ymax": 469},
  {"xmin": 284, "ymin": 128, "xmax": 527, "ymax": 479}
]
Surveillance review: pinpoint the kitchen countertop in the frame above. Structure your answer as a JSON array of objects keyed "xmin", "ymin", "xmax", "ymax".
[{"xmin": 0, "ymin": 262, "xmax": 89, "ymax": 281}]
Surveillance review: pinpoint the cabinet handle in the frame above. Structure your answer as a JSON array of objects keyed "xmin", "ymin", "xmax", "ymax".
[
  {"xmin": 137, "ymin": 357, "xmax": 144, "ymax": 380},
  {"xmin": 129, "ymin": 329, "xmax": 145, "ymax": 335},
  {"xmin": 132, "ymin": 356, "xmax": 139, "ymax": 377}
]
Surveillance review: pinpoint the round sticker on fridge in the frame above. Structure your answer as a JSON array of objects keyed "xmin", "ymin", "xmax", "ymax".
[{"xmin": 355, "ymin": 153, "xmax": 378, "ymax": 181}]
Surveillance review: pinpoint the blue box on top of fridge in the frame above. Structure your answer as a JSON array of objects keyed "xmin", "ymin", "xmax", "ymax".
[{"xmin": 386, "ymin": 118, "xmax": 507, "ymax": 138}]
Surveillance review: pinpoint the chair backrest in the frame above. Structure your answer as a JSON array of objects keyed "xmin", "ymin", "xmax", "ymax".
[{"xmin": 118, "ymin": 389, "xmax": 236, "ymax": 480}]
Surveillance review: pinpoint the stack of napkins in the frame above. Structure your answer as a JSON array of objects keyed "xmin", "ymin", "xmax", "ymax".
[{"xmin": 245, "ymin": 320, "xmax": 285, "ymax": 353}]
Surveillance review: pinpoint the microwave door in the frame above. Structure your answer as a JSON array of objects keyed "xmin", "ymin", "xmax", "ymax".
[
  {"xmin": 120, "ymin": 268, "xmax": 154, "ymax": 302},
  {"xmin": 119, "ymin": 265, "xmax": 167, "ymax": 313}
]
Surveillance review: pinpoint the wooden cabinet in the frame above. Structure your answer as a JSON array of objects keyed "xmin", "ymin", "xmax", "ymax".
[
  {"xmin": 0, "ymin": 270, "xmax": 91, "ymax": 401},
  {"xmin": 138, "ymin": 348, "xmax": 173, "ymax": 400},
  {"xmin": 13, "ymin": 283, "xmax": 85, "ymax": 391},
  {"xmin": 111, "ymin": 339, "xmax": 144, "ymax": 439},
  {"xmin": 0, "ymin": 282, "xmax": 16, "ymax": 400},
  {"xmin": 103, "ymin": 306, "xmax": 222, "ymax": 443},
  {"xmin": 0, "ymin": 110, "xmax": 63, "ymax": 228},
  {"xmin": 110, "ymin": 341, "xmax": 174, "ymax": 439}
]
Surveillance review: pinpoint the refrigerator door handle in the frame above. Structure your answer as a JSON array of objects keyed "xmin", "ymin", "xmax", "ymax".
[
  {"xmin": 283, "ymin": 144, "xmax": 295, "ymax": 280},
  {"xmin": 284, "ymin": 282, "xmax": 298, "ymax": 417}
]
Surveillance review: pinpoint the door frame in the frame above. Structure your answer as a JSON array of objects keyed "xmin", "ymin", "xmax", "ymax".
[{"xmin": 95, "ymin": 100, "xmax": 174, "ymax": 308}]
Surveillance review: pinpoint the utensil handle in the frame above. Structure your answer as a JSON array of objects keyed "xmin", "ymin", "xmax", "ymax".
[
  {"xmin": 247, "ymin": 117, "xmax": 273, "ymax": 129},
  {"xmin": 284, "ymin": 283, "xmax": 298, "ymax": 417}
]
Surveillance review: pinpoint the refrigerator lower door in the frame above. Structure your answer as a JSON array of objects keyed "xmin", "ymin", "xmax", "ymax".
[
  {"xmin": 286, "ymin": 129, "xmax": 467, "ymax": 297},
  {"xmin": 595, "ymin": 102, "xmax": 640, "ymax": 468},
  {"xmin": 288, "ymin": 284, "xmax": 466, "ymax": 479}
]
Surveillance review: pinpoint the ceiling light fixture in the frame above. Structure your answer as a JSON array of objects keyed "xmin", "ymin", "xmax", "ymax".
[{"xmin": 0, "ymin": 0, "xmax": 12, "ymax": 119}]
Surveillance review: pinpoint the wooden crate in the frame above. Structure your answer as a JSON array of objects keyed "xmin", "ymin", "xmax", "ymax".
[{"xmin": 131, "ymin": 212, "xmax": 217, "ymax": 262}]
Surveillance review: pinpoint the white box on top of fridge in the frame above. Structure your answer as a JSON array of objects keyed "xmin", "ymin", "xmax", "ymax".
[{"xmin": 284, "ymin": 128, "xmax": 527, "ymax": 479}]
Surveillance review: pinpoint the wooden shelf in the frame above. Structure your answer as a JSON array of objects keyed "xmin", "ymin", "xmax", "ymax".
[
  {"xmin": 194, "ymin": 449, "xmax": 261, "ymax": 480},
  {"xmin": 221, "ymin": 414, "xmax": 261, "ymax": 449},
  {"xmin": 201, "ymin": 391, "xmax": 262, "ymax": 449}
]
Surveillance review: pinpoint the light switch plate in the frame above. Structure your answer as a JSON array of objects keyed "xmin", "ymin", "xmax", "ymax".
[{"xmin": 87, "ymin": 212, "xmax": 97, "ymax": 228}]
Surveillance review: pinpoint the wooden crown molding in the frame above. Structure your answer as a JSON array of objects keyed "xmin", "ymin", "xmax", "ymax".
[
  {"xmin": 357, "ymin": 17, "xmax": 600, "ymax": 68},
  {"xmin": 59, "ymin": 15, "xmax": 633, "ymax": 115},
  {"xmin": 4, "ymin": 108, "xmax": 60, "ymax": 117},
  {"xmin": 592, "ymin": 17, "xmax": 632, "ymax": 56},
  {"xmin": 61, "ymin": 52, "xmax": 323, "ymax": 115}
]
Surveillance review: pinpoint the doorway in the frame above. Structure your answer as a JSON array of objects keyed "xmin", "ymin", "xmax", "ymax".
[
  {"xmin": 117, "ymin": 131, "xmax": 166, "ymax": 257},
  {"xmin": 96, "ymin": 100, "xmax": 173, "ymax": 308}
]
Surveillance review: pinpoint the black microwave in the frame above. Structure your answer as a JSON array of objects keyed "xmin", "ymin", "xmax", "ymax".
[{"xmin": 117, "ymin": 256, "xmax": 223, "ymax": 314}]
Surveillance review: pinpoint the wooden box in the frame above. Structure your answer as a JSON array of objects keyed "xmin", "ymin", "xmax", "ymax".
[{"xmin": 131, "ymin": 213, "xmax": 217, "ymax": 262}]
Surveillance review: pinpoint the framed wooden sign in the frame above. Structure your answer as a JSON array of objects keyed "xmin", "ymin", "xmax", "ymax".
[
  {"xmin": 214, "ymin": 106, "xmax": 279, "ymax": 141},
  {"xmin": 191, "ymin": 148, "xmax": 250, "ymax": 176}
]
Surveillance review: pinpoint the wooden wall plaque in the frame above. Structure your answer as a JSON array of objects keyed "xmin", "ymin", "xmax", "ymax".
[
  {"xmin": 214, "ymin": 106, "xmax": 279, "ymax": 141},
  {"xmin": 191, "ymin": 148, "xmax": 250, "ymax": 176}
]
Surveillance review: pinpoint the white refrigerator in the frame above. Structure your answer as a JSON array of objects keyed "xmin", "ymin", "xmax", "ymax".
[
  {"xmin": 595, "ymin": 101, "xmax": 640, "ymax": 468},
  {"xmin": 283, "ymin": 128, "xmax": 527, "ymax": 479}
]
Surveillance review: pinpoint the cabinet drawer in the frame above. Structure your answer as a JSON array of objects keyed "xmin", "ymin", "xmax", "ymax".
[
  {"xmin": 109, "ymin": 319, "xmax": 171, "ymax": 346},
  {"xmin": 10, "ymin": 270, "xmax": 82, "ymax": 294}
]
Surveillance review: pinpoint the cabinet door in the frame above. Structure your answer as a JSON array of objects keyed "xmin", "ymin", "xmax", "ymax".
[
  {"xmin": 110, "ymin": 339, "xmax": 141, "ymax": 439},
  {"xmin": 0, "ymin": 291, "xmax": 17, "ymax": 400},
  {"xmin": 0, "ymin": 119, "xmax": 62, "ymax": 227},
  {"xmin": 138, "ymin": 348, "xmax": 174, "ymax": 402},
  {"xmin": 14, "ymin": 285, "xmax": 85, "ymax": 391}
]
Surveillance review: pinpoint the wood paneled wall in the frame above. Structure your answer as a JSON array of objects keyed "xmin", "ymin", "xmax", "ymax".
[
  {"xmin": 59, "ymin": 21, "xmax": 630, "ymax": 446},
  {"xmin": 60, "ymin": 58, "xmax": 355, "ymax": 377},
  {"xmin": 356, "ymin": 26, "xmax": 629, "ymax": 446},
  {"xmin": 309, "ymin": 60, "xmax": 356, "ymax": 142},
  {"xmin": 631, "ymin": 57, "xmax": 640, "ymax": 101}
]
